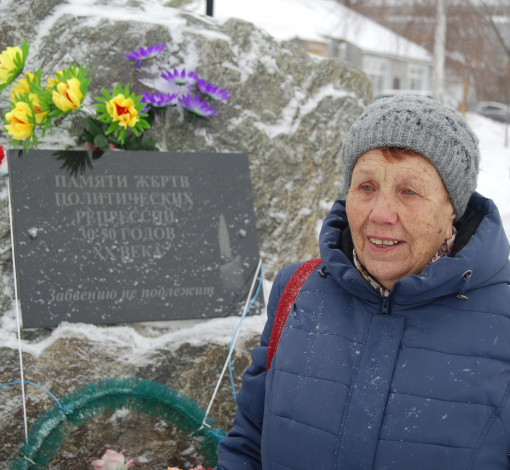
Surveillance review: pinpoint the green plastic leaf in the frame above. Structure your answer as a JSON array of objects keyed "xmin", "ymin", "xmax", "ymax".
[
  {"xmin": 139, "ymin": 119, "xmax": 151, "ymax": 130},
  {"xmin": 93, "ymin": 134, "xmax": 109, "ymax": 149},
  {"xmin": 85, "ymin": 117, "xmax": 101, "ymax": 135},
  {"xmin": 101, "ymin": 88, "xmax": 112, "ymax": 100},
  {"xmin": 105, "ymin": 122, "xmax": 117, "ymax": 135},
  {"xmin": 41, "ymin": 120, "xmax": 51, "ymax": 138},
  {"xmin": 82, "ymin": 134, "xmax": 94, "ymax": 144}
]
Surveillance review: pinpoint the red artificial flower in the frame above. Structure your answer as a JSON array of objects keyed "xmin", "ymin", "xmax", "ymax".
[{"xmin": 0, "ymin": 146, "xmax": 4, "ymax": 165}]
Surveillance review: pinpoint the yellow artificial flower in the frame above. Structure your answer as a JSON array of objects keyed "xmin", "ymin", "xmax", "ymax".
[
  {"xmin": 31, "ymin": 103, "xmax": 47, "ymax": 125},
  {"xmin": 106, "ymin": 93, "xmax": 139, "ymax": 128},
  {"xmin": 52, "ymin": 77, "xmax": 83, "ymax": 112},
  {"xmin": 45, "ymin": 71, "xmax": 63, "ymax": 92},
  {"xmin": 10, "ymin": 74, "xmax": 48, "ymax": 125},
  {"xmin": 0, "ymin": 46, "xmax": 23, "ymax": 85},
  {"xmin": 10, "ymin": 72, "xmax": 34, "ymax": 99},
  {"xmin": 5, "ymin": 101, "xmax": 34, "ymax": 140}
]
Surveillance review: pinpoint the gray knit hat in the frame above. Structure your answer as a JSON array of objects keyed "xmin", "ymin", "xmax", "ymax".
[{"xmin": 341, "ymin": 94, "xmax": 480, "ymax": 219}]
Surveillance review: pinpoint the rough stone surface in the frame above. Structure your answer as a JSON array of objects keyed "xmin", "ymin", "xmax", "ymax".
[{"xmin": 0, "ymin": 1, "xmax": 371, "ymax": 468}]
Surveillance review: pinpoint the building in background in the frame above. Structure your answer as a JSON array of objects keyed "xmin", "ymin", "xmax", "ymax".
[
  {"xmin": 335, "ymin": 0, "xmax": 510, "ymax": 106},
  {"xmin": 289, "ymin": 2, "xmax": 433, "ymax": 99},
  {"xmin": 189, "ymin": 0, "xmax": 433, "ymax": 99},
  {"xmin": 292, "ymin": 24, "xmax": 433, "ymax": 99}
]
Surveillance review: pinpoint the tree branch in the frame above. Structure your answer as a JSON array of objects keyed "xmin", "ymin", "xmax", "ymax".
[{"xmin": 466, "ymin": 0, "xmax": 510, "ymax": 59}]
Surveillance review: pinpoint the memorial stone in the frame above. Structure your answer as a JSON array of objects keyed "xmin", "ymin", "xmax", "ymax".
[{"xmin": 8, "ymin": 150, "xmax": 262, "ymax": 328}]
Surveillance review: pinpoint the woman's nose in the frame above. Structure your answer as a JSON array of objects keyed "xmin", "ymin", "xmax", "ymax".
[{"xmin": 368, "ymin": 193, "xmax": 398, "ymax": 225}]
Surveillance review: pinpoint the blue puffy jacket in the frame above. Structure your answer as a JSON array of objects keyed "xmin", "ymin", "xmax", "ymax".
[{"xmin": 216, "ymin": 192, "xmax": 510, "ymax": 470}]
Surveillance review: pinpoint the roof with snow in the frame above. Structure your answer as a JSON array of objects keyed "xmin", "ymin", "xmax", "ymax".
[{"xmin": 191, "ymin": 0, "xmax": 432, "ymax": 63}]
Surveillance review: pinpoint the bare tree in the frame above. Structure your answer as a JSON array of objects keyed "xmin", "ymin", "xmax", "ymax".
[
  {"xmin": 468, "ymin": 0, "xmax": 510, "ymax": 58},
  {"xmin": 434, "ymin": 0, "xmax": 447, "ymax": 103},
  {"xmin": 337, "ymin": 0, "xmax": 510, "ymax": 104}
]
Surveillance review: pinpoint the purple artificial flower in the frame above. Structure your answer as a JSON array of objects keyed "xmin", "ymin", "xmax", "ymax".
[
  {"xmin": 140, "ymin": 91, "xmax": 178, "ymax": 109},
  {"xmin": 124, "ymin": 43, "xmax": 166, "ymax": 68},
  {"xmin": 161, "ymin": 68, "xmax": 199, "ymax": 91},
  {"xmin": 179, "ymin": 94, "xmax": 217, "ymax": 118},
  {"xmin": 197, "ymin": 79, "xmax": 230, "ymax": 101}
]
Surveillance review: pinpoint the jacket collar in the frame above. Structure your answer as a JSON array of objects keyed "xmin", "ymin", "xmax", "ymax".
[{"xmin": 319, "ymin": 192, "xmax": 510, "ymax": 307}]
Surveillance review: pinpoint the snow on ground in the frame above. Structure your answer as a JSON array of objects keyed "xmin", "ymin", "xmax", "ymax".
[
  {"xmin": 467, "ymin": 112, "xmax": 510, "ymax": 237},
  {"xmin": 0, "ymin": 300, "xmax": 268, "ymax": 360}
]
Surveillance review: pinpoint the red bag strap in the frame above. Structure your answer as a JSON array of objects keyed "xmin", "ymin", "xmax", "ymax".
[{"xmin": 266, "ymin": 258, "xmax": 323, "ymax": 371}]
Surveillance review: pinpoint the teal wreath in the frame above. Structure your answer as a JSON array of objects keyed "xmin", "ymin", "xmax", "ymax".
[{"xmin": 9, "ymin": 377, "xmax": 225, "ymax": 470}]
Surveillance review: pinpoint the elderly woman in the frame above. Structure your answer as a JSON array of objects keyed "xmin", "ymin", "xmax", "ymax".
[{"xmin": 216, "ymin": 95, "xmax": 510, "ymax": 470}]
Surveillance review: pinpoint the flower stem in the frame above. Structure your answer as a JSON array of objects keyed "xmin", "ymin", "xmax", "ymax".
[
  {"xmin": 172, "ymin": 110, "xmax": 178, "ymax": 151},
  {"xmin": 151, "ymin": 61, "xmax": 157, "ymax": 92},
  {"xmin": 179, "ymin": 114, "xmax": 195, "ymax": 151},
  {"xmin": 163, "ymin": 109, "xmax": 170, "ymax": 152}
]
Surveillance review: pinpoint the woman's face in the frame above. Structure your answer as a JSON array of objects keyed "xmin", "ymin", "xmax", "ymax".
[{"xmin": 346, "ymin": 148, "xmax": 455, "ymax": 291}]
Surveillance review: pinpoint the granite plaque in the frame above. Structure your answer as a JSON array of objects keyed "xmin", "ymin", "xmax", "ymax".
[{"xmin": 8, "ymin": 150, "xmax": 262, "ymax": 328}]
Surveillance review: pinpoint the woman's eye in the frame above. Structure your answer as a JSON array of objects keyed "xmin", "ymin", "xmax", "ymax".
[
  {"xmin": 362, "ymin": 185, "xmax": 373, "ymax": 192},
  {"xmin": 403, "ymin": 189, "xmax": 416, "ymax": 195}
]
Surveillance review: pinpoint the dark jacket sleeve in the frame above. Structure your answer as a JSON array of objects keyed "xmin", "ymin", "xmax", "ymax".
[{"xmin": 215, "ymin": 267, "xmax": 290, "ymax": 470}]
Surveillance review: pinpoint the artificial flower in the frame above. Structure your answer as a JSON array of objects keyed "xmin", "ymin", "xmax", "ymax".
[
  {"xmin": 10, "ymin": 73, "xmax": 48, "ymax": 125},
  {"xmin": 179, "ymin": 94, "xmax": 216, "ymax": 118},
  {"xmin": 30, "ymin": 99, "xmax": 48, "ymax": 125},
  {"xmin": 140, "ymin": 91, "xmax": 178, "ymax": 109},
  {"xmin": 10, "ymin": 72, "xmax": 37, "ymax": 98},
  {"xmin": 0, "ymin": 46, "xmax": 22, "ymax": 85},
  {"xmin": 95, "ymin": 83, "xmax": 150, "ymax": 145},
  {"xmin": 45, "ymin": 71, "xmax": 63, "ymax": 92},
  {"xmin": 0, "ymin": 146, "xmax": 5, "ymax": 165},
  {"xmin": 197, "ymin": 79, "xmax": 230, "ymax": 101},
  {"xmin": 0, "ymin": 40, "xmax": 29, "ymax": 92},
  {"xmin": 106, "ymin": 93, "xmax": 139, "ymax": 128},
  {"xmin": 124, "ymin": 43, "xmax": 166, "ymax": 68},
  {"xmin": 92, "ymin": 449, "xmax": 134, "ymax": 470},
  {"xmin": 42, "ymin": 64, "xmax": 90, "ymax": 120},
  {"xmin": 161, "ymin": 68, "xmax": 199, "ymax": 90},
  {"xmin": 4, "ymin": 101, "xmax": 34, "ymax": 140},
  {"xmin": 52, "ymin": 77, "xmax": 83, "ymax": 112},
  {"xmin": 0, "ymin": 44, "xmax": 25, "ymax": 87}
]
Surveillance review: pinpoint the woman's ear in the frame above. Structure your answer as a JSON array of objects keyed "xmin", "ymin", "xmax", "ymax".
[{"xmin": 445, "ymin": 211, "xmax": 455, "ymax": 239}]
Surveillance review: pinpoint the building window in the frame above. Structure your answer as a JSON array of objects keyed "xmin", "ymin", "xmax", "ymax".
[
  {"xmin": 408, "ymin": 64, "xmax": 428, "ymax": 91},
  {"xmin": 394, "ymin": 77, "xmax": 400, "ymax": 90},
  {"xmin": 363, "ymin": 56, "xmax": 389, "ymax": 96}
]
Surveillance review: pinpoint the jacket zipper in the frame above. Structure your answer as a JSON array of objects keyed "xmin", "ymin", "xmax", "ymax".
[
  {"xmin": 381, "ymin": 297, "xmax": 390, "ymax": 315},
  {"xmin": 347, "ymin": 276, "xmax": 397, "ymax": 315}
]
